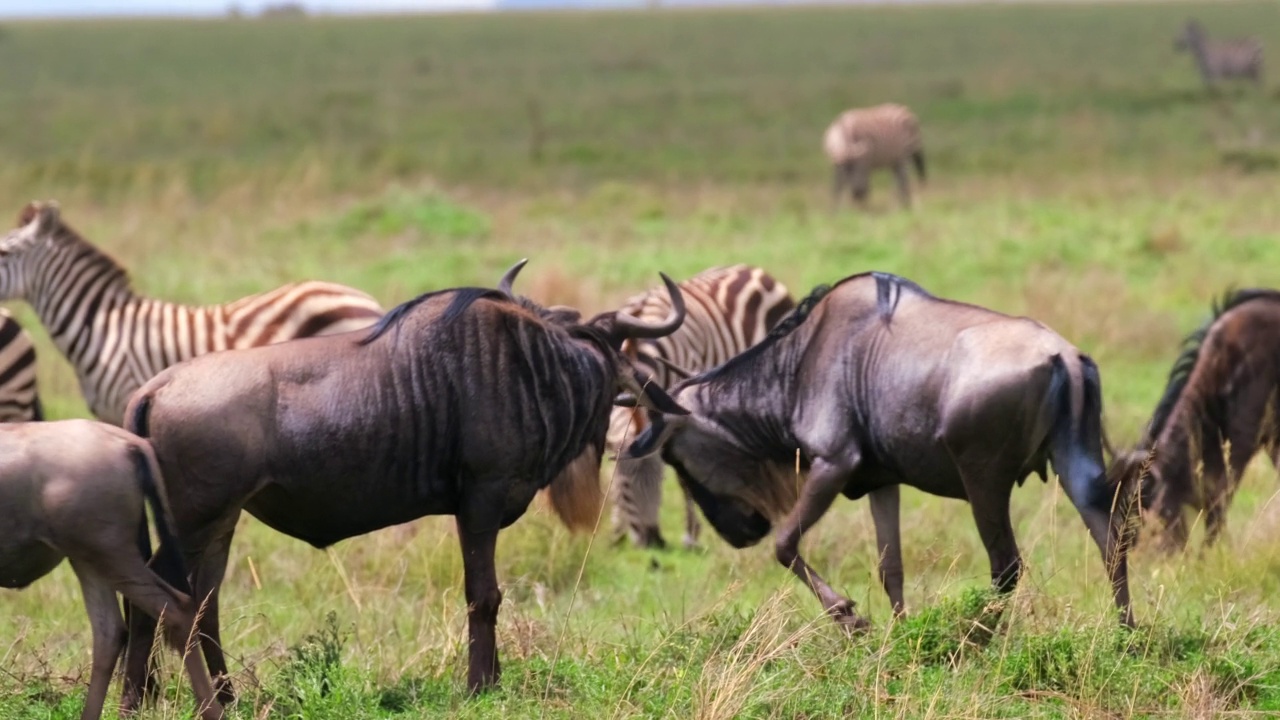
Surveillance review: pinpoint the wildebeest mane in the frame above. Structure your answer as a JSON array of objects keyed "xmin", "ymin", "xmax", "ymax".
[
  {"xmin": 1144, "ymin": 288, "xmax": 1280, "ymax": 445},
  {"xmin": 360, "ymin": 287, "xmax": 509, "ymax": 346},
  {"xmin": 688, "ymin": 271, "xmax": 928, "ymax": 386}
]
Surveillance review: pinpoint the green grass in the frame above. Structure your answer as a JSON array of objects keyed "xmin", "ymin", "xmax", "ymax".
[{"xmin": 2, "ymin": 2, "xmax": 1280, "ymax": 717}]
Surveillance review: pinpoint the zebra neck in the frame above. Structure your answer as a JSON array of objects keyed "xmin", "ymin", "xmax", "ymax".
[{"xmin": 1190, "ymin": 40, "xmax": 1215, "ymax": 79}]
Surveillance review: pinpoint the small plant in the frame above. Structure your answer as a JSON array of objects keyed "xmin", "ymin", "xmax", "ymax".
[{"xmin": 270, "ymin": 611, "xmax": 349, "ymax": 711}]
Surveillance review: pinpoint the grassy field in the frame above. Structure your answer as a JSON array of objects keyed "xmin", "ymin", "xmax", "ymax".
[{"xmin": 2, "ymin": 1, "xmax": 1280, "ymax": 717}]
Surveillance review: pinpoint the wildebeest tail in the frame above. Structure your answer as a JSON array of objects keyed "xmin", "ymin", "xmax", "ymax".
[
  {"xmin": 544, "ymin": 448, "xmax": 605, "ymax": 532},
  {"xmin": 911, "ymin": 149, "xmax": 926, "ymax": 183},
  {"xmin": 1046, "ymin": 354, "xmax": 1112, "ymax": 513},
  {"xmin": 130, "ymin": 443, "xmax": 191, "ymax": 594}
]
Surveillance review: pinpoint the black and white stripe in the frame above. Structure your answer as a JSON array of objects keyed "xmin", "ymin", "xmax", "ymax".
[
  {"xmin": 1176, "ymin": 20, "xmax": 1264, "ymax": 89},
  {"xmin": 824, "ymin": 103, "xmax": 926, "ymax": 209},
  {"xmin": 0, "ymin": 202, "xmax": 383, "ymax": 425},
  {"xmin": 608, "ymin": 264, "xmax": 795, "ymax": 548},
  {"xmin": 0, "ymin": 308, "xmax": 40, "ymax": 422}
]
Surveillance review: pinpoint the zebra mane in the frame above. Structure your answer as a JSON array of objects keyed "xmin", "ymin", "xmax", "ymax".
[
  {"xmin": 32, "ymin": 211, "xmax": 132, "ymax": 289},
  {"xmin": 1144, "ymin": 287, "xmax": 1280, "ymax": 445}
]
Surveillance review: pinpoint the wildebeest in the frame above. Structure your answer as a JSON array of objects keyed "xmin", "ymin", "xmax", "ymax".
[
  {"xmin": 1175, "ymin": 19, "xmax": 1264, "ymax": 91},
  {"xmin": 608, "ymin": 265, "xmax": 795, "ymax": 548},
  {"xmin": 628, "ymin": 272, "xmax": 1135, "ymax": 627},
  {"xmin": 823, "ymin": 104, "xmax": 925, "ymax": 209},
  {"xmin": 118, "ymin": 261, "xmax": 687, "ymax": 706},
  {"xmin": 0, "ymin": 420, "xmax": 221, "ymax": 720},
  {"xmin": 1111, "ymin": 289, "xmax": 1280, "ymax": 551}
]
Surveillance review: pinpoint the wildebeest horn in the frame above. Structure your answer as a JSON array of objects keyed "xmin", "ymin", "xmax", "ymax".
[
  {"xmin": 619, "ymin": 370, "xmax": 689, "ymax": 416},
  {"xmin": 613, "ymin": 273, "xmax": 686, "ymax": 340},
  {"xmin": 498, "ymin": 258, "xmax": 529, "ymax": 297},
  {"xmin": 651, "ymin": 354, "xmax": 695, "ymax": 380}
]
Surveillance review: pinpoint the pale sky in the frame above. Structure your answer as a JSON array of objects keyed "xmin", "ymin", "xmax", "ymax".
[{"xmin": 0, "ymin": 0, "xmax": 498, "ymax": 18}]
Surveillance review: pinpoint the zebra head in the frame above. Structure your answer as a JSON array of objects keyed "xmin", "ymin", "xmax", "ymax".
[
  {"xmin": 0, "ymin": 201, "xmax": 61, "ymax": 300},
  {"xmin": 1174, "ymin": 20, "xmax": 1205, "ymax": 52}
]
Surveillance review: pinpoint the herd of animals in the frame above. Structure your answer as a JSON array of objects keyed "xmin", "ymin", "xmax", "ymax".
[{"xmin": 0, "ymin": 16, "xmax": 1272, "ymax": 720}]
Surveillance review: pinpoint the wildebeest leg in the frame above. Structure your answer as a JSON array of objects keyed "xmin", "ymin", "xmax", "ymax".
[
  {"xmin": 892, "ymin": 161, "xmax": 913, "ymax": 209},
  {"xmin": 959, "ymin": 473, "xmax": 1021, "ymax": 598},
  {"xmin": 86, "ymin": 552, "xmax": 222, "ymax": 720},
  {"xmin": 120, "ymin": 604, "xmax": 157, "ymax": 714},
  {"xmin": 190, "ymin": 532, "xmax": 237, "ymax": 705},
  {"xmin": 868, "ymin": 485, "xmax": 905, "ymax": 616},
  {"xmin": 72, "ymin": 568, "xmax": 124, "ymax": 720},
  {"xmin": 1209, "ymin": 390, "xmax": 1271, "ymax": 545},
  {"xmin": 681, "ymin": 482, "xmax": 702, "ymax": 549},
  {"xmin": 774, "ymin": 456, "xmax": 868, "ymax": 629},
  {"xmin": 457, "ymin": 518, "xmax": 502, "ymax": 692}
]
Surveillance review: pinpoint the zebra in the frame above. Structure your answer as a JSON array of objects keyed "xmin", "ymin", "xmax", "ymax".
[
  {"xmin": 0, "ymin": 201, "xmax": 383, "ymax": 425},
  {"xmin": 1175, "ymin": 20, "xmax": 1264, "ymax": 90},
  {"xmin": 608, "ymin": 264, "xmax": 795, "ymax": 549},
  {"xmin": 823, "ymin": 103, "xmax": 926, "ymax": 210},
  {"xmin": 0, "ymin": 308, "xmax": 41, "ymax": 422}
]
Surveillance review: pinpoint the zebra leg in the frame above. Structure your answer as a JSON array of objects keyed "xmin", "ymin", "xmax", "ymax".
[
  {"xmin": 831, "ymin": 164, "xmax": 848, "ymax": 207},
  {"xmin": 850, "ymin": 163, "xmax": 871, "ymax": 208},
  {"xmin": 612, "ymin": 453, "xmax": 667, "ymax": 549},
  {"xmin": 681, "ymin": 481, "xmax": 702, "ymax": 549},
  {"xmin": 893, "ymin": 161, "xmax": 913, "ymax": 209}
]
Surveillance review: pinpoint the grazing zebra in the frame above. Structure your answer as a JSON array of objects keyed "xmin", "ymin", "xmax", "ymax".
[
  {"xmin": 1175, "ymin": 20, "xmax": 1264, "ymax": 90},
  {"xmin": 608, "ymin": 265, "xmax": 795, "ymax": 548},
  {"xmin": 0, "ymin": 308, "xmax": 40, "ymax": 422},
  {"xmin": 823, "ymin": 103, "xmax": 926, "ymax": 210},
  {"xmin": 0, "ymin": 201, "xmax": 383, "ymax": 425}
]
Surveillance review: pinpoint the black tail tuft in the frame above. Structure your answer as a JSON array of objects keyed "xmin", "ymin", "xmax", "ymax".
[
  {"xmin": 30, "ymin": 396, "xmax": 44, "ymax": 422},
  {"xmin": 1048, "ymin": 354, "xmax": 1109, "ymax": 511},
  {"xmin": 911, "ymin": 150, "xmax": 927, "ymax": 184},
  {"xmin": 128, "ymin": 395, "xmax": 151, "ymax": 438},
  {"xmin": 130, "ymin": 444, "xmax": 190, "ymax": 594}
]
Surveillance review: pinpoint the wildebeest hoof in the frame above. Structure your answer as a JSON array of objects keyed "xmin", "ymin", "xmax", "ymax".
[{"xmin": 827, "ymin": 601, "xmax": 871, "ymax": 633}]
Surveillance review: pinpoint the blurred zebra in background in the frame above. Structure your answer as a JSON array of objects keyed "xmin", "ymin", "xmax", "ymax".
[
  {"xmin": 824, "ymin": 103, "xmax": 925, "ymax": 210},
  {"xmin": 0, "ymin": 202, "xmax": 383, "ymax": 425},
  {"xmin": 1175, "ymin": 20, "xmax": 1264, "ymax": 90},
  {"xmin": 0, "ymin": 308, "xmax": 41, "ymax": 422},
  {"xmin": 608, "ymin": 264, "xmax": 795, "ymax": 548}
]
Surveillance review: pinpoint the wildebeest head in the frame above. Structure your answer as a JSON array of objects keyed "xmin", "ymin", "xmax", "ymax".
[
  {"xmin": 624, "ymin": 384, "xmax": 790, "ymax": 549},
  {"xmin": 496, "ymin": 259, "xmax": 690, "ymax": 417},
  {"xmin": 1107, "ymin": 445, "xmax": 1189, "ymax": 552}
]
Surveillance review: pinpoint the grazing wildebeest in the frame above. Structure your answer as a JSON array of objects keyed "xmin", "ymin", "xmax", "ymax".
[
  {"xmin": 1175, "ymin": 19, "xmax": 1264, "ymax": 91},
  {"xmin": 823, "ymin": 104, "xmax": 926, "ymax": 209},
  {"xmin": 628, "ymin": 272, "xmax": 1136, "ymax": 627},
  {"xmin": 1111, "ymin": 289, "xmax": 1280, "ymax": 551},
  {"xmin": 0, "ymin": 420, "xmax": 221, "ymax": 720},
  {"xmin": 608, "ymin": 265, "xmax": 795, "ymax": 549},
  {"xmin": 118, "ymin": 261, "xmax": 688, "ymax": 706}
]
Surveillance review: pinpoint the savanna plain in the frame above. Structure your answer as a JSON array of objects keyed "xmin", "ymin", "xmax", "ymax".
[{"xmin": 2, "ymin": 1, "xmax": 1280, "ymax": 717}]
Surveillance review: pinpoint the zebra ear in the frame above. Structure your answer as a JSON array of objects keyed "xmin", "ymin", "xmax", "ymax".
[
  {"xmin": 31, "ymin": 202, "xmax": 60, "ymax": 235},
  {"xmin": 17, "ymin": 202, "xmax": 39, "ymax": 228}
]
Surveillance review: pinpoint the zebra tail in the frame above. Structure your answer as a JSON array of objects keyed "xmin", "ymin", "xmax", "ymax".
[{"xmin": 912, "ymin": 149, "xmax": 927, "ymax": 184}]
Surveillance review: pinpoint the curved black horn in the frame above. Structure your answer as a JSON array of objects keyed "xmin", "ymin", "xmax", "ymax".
[
  {"xmin": 498, "ymin": 258, "xmax": 529, "ymax": 297},
  {"xmin": 613, "ymin": 273, "xmax": 686, "ymax": 340}
]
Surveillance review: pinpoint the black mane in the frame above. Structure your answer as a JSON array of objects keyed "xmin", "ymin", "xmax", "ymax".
[
  {"xmin": 689, "ymin": 271, "xmax": 927, "ymax": 386},
  {"xmin": 360, "ymin": 287, "xmax": 509, "ymax": 345},
  {"xmin": 1144, "ymin": 288, "xmax": 1280, "ymax": 444}
]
